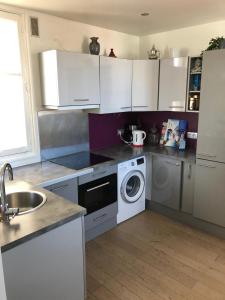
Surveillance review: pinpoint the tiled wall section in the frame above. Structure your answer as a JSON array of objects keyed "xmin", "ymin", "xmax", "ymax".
[{"xmin": 89, "ymin": 111, "xmax": 199, "ymax": 150}]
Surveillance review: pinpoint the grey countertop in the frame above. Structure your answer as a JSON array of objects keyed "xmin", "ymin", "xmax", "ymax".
[
  {"xmin": 13, "ymin": 161, "xmax": 93, "ymax": 187},
  {"xmin": 93, "ymin": 144, "xmax": 196, "ymax": 164},
  {"xmin": 0, "ymin": 181, "xmax": 86, "ymax": 252}
]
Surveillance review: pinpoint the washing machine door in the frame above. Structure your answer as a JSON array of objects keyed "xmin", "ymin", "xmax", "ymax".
[{"xmin": 121, "ymin": 170, "xmax": 145, "ymax": 203}]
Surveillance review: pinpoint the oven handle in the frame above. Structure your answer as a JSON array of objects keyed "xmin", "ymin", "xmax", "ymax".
[{"xmin": 86, "ymin": 181, "xmax": 110, "ymax": 192}]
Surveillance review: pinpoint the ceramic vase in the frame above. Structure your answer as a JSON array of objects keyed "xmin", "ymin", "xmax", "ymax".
[{"xmin": 89, "ymin": 37, "xmax": 100, "ymax": 55}]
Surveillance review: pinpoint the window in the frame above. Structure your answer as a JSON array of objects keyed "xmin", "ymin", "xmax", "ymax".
[{"xmin": 0, "ymin": 10, "xmax": 39, "ymax": 165}]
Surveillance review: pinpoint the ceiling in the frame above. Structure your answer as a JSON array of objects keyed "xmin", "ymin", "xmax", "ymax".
[{"xmin": 2, "ymin": 0, "xmax": 225, "ymax": 36}]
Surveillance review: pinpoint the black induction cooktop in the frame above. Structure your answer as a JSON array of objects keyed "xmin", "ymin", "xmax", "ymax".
[{"xmin": 50, "ymin": 151, "xmax": 113, "ymax": 170}]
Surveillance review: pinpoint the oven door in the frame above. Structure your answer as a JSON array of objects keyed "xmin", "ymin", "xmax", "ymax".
[{"xmin": 78, "ymin": 174, "xmax": 117, "ymax": 215}]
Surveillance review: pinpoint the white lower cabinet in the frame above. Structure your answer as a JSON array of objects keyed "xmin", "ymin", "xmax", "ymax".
[
  {"xmin": 193, "ymin": 159, "xmax": 225, "ymax": 227},
  {"xmin": 99, "ymin": 56, "xmax": 132, "ymax": 113},
  {"xmin": 2, "ymin": 217, "xmax": 85, "ymax": 300}
]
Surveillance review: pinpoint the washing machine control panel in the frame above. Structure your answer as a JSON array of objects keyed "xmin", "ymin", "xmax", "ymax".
[{"xmin": 137, "ymin": 157, "xmax": 145, "ymax": 165}]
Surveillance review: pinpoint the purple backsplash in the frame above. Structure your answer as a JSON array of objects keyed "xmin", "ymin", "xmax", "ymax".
[{"xmin": 89, "ymin": 112, "xmax": 199, "ymax": 151}]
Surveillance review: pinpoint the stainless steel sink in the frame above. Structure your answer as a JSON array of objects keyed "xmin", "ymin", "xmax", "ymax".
[{"xmin": 6, "ymin": 191, "xmax": 47, "ymax": 215}]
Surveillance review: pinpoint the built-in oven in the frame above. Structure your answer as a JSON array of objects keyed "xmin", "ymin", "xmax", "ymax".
[
  {"xmin": 78, "ymin": 164, "xmax": 117, "ymax": 241},
  {"xmin": 78, "ymin": 173, "xmax": 117, "ymax": 215}
]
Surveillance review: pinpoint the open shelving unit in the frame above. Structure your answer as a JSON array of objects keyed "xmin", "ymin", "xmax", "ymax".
[{"xmin": 186, "ymin": 56, "xmax": 203, "ymax": 112}]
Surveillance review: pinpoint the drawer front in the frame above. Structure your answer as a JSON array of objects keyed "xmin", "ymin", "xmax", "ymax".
[
  {"xmin": 78, "ymin": 165, "xmax": 117, "ymax": 185},
  {"xmin": 84, "ymin": 203, "xmax": 118, "ymax": 231},
  {"xmin": 45, "ymin": 178, "xmax": 78, "ymax": 203}
]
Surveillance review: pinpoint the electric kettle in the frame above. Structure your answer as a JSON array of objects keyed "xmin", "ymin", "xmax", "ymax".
[{"xmin": 132, "ymin": 130, "xmax": 146, "ymax": 147}]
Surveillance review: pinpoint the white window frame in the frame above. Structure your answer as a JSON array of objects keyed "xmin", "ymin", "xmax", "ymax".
[{"xmin": 0, "ymin": 8, "xmax": 40, "ymax": 167}]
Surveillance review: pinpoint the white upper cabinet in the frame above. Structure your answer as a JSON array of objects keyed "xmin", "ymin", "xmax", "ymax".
[
  {"xmin": 132, "ymin": 60, "xmax": 159, "ymax": 111},
  {"xmin": 197, "ymin": 50, "xmax": 225, "ymax": 163},
  {"xmin": 99, "ymin": 56, "xmax": 132, "ymax": 114},
  {"xmin": 40, "ymin": 50, "xmax": 100, "ymax": 109},
  {"xmin": 158, "ymin": 57, "xmax": 188, "ymax": 111}
]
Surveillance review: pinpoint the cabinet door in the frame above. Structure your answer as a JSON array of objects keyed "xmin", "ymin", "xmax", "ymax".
[
  {"xmin": 3, "ymin": 218, "xmax": 85, "ymax": 300},
  {"xmin": 58, "ymin": 51, "xmax": 100, "ymax": 106},
  {"xmin": 100, "ymin": 56, "xmax": 132, "ymax": 113},
  {"xmin": 197, "ymin": 50, "xmax": 225, "ymax": 163},
  {"xmin": 132, "ymin": 60, "xmax": 159, "ymax": 111},
  {"xmin": 44, "ymin": 178, "xmax": 78, "ymax": 204},
  {"xmin": 181, "ymin": 163, "xmax": 195, "ymax": 214},
  {"xmin": 193, "ymin": 159, "xmax": 225, "ymax": 227},
  {"xmin": 152, "ymin": 156, "xmax": 182, "ymax": 210},
  {"xmin": 158, "ymin": 57, "xmax": 188, "ymax": 111}
]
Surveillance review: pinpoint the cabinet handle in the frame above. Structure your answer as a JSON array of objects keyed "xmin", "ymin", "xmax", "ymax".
[
  {"xmin": 50, "ymin": 184, "xmax": 69, "ymax": 192},
  {"xmin": 188, "ymin": 164, "xmax": 192, "ymax": 179},
  {"xmin": 197, "ymin": 153, "xmax": 216, "ymax": 158},
  {"xmin": 120, "ymin": 106, "xmax": 131, "ymax": 109},
  {"xmin": 198, "ymin": 164, "xmax": 216, "ymax": 169},
  {"xmin": 87, "ymin": 181, "xmax": 110, "ymax": 192},
  {"xmin": 133, "ymin": 106, "xmax": 148, "ymax": 108},
  {"xmin": 169, "ymin": 106, "xmax": 184, "ymax": 109},
  {"xmin": 93, "ymin": 213, "xmax": 107, "ymax": 222},
  {"xmin": 73, "ymin": 99, "xmax": 89, "ymax": 102},
  {"xmin": 165, "ymin": 160, "xmax": 181, "ymax": 166}
]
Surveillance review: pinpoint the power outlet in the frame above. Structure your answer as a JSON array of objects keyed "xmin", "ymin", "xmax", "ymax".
[
  {"xmin": 187, "ymin": 132, "xmax": 198, "ymax": 139},
  {"xmin": 117, "ymin": 129, "xmax": 124, "ymax": 136}
]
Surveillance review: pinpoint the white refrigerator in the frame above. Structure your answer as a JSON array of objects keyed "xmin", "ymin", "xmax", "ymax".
[{"xmin": 193, "ymin": 49, "xmax": 225, "ymax": 227}]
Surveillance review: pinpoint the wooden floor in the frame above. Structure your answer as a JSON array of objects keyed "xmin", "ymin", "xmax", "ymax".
[{"xmin": 86, "ymin": 211, "xmax": 225, "ymax": 300}]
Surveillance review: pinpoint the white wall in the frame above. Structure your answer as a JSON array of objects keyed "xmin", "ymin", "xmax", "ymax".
[
  {"xmin": 140, "ymin": 20, "xmax": 225, "ymax": 59},
  {"xmin": 28, "ymin": 11, "xmax": 139, "ymax": 110},
  {"xmin": 1, "ymin": 4, "xmax": 139, "ymax": 111}
]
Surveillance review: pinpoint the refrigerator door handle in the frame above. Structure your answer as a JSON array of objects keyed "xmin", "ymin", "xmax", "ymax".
[
  {"xmin": 197, "ymin": 153, "xmax": 216, "ymax": 158},
  {"xmin": 197, "ymin": 163, "xmax": 216, "ymax": 169}
]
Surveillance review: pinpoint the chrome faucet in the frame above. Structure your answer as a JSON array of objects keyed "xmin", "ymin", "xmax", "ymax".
[{"xmin": 0, "ymin": 163, "xmax": 19, "ymax": 222}]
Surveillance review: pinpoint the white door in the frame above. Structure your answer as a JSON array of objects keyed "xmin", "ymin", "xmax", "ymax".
[
  {"xmin": 58, "ymin": 51, "xmax": 100, "ymax": 106},
  {"xmin": 121, "ymin": 171, "xmax": 145, "ymax": 203},
  {"xmin": 132, "ymin": 60, "xmax": 159, "ymax": 111},
  {"xmin": 158, "ymin": 57, "xmax": 188, "ymax": 111},
  {"xmin": 100, "ymin": 56, "xmax": 132, "ymax": 113},
  {"xmin": 197, "ymin": 50, "xmax": 225, "ymax": 163}
]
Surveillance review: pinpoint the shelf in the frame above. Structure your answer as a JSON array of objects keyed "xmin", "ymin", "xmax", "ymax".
[
  {"xmin": 187, "ymin": 110, "xmax": 199, "ymax": 113},
  {"xmin": 190, "ymin": 72, "xmax": 202, "ymax": 75},
  {"xmin": 189, "ymin": 90, "xmax": 200, "ymax": 93}
]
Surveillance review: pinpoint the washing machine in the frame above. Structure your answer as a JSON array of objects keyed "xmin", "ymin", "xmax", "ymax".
[{"xmin": 117, "ymin": 156, "xmax": 146, "ymax": 224}]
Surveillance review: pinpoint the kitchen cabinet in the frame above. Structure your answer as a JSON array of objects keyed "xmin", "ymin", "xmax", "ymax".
[
  {"xmin": 44, "ymin": 178, "xmax": 78, "ymax": 203},
  {"xmin": 2, "ymin": 217, "xmax": 85, "ymax": 300},
  {"xmin": 158, "ymin": 57, "xmax": 188, "ymax": 111},
  {"xmin": 193, "ymin": 160, "xmax": 225, "ymax": 227},
  {"xmin": 40, "ymin": 50, "xmax": 100, "ymax": 109},
  {"xmin": 152, "ymin": 156, "xmax": 182, "ymax": 210},
  {"xmin": 132, "ymin": 60, "xmax": 159, "ymax": 111},
  {"xmin": 197, "ymin": 49, "xmax": 225, "ymax": 163},
  {"xmin": 181, "ymin": 163, "xmax": 195, "ymax": 214},
  {"xmin": 99, "ymin": 56, "xmax": 132, "ymax": 113}
]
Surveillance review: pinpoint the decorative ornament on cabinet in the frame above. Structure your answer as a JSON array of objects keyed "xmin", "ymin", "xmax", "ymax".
[
  {"xmin": 108, "ymin": 48, "xmax": 117, "ymax": 57},
  {"xmin": 148, "ymin": 45, "xmax": 160, "ymax": 60},
  {"xmin": 89, "ymin": 37, "xmax": 100, "ymax": 55}
]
